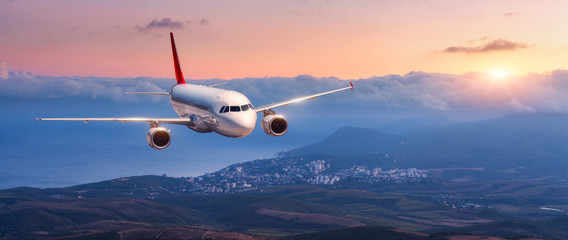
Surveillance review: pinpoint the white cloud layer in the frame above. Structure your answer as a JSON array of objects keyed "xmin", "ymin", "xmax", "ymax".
[
  {"xmin": 2, "ymin": 69, "xmax": 568, "ymax": 113},
  {"xmin": 0, "ymin": 71, "xmax": 172, "ymax": 102}
]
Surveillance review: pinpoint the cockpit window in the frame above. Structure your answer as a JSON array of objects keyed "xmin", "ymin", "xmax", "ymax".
[{"xmin": 220, "ymin": 105, "xmax": 252, "ymax": 113}]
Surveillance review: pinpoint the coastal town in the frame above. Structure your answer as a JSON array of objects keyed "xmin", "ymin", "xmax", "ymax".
[{"xmin": 176, "ymin": 155, "xmax": 429, "ymax": 194}]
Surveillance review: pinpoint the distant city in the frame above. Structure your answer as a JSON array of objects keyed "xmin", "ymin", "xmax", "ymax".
[{"xmin": 139, "ymin": 154, "xmax": 428, "ymax": 197}]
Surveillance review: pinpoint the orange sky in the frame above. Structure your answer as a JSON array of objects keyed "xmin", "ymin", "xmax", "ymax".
[{"xmin": 1, "ymin": 0, "xmax": 567, "ymax": 79}]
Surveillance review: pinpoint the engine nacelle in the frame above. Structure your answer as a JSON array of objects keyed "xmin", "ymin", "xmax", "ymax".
[
  {"xmin": 261, "ymin": 114, "xmax": 288, "ymax": 136},
  {"xmin": 146, "ymin": 127, "xmax": 171, "ymax": 150}
]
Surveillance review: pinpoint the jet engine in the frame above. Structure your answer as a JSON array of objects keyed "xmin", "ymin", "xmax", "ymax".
[
  {"xmin": 146, "ymin": 127, "xmax": 171, "ymax": 149},
  {"xmin": 261, "ymin": 114, "xmax": 288, "ymax": 136}
]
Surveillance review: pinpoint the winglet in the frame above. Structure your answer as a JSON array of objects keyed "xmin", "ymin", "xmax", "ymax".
[
  {"xmin": 350, "ymin": 82, "xmax": 354, "ymax": 91},
  {"xmin": 170, "ymin": 32, "xmax": 186, "ymax": 85}
]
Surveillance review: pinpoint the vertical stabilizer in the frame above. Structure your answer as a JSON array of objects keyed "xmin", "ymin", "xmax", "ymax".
[{"xmin": 170, "ymin": 32, "xmax": 186, "ymax": 84}]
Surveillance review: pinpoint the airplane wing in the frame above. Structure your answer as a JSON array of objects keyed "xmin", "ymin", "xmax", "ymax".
[
  {"xmin": 124, "ymin": 92, "xmax": 170, "ymax": 95},
  {"xmin": 36, "ymin": 117, "xmax": 193, "ymax": 126},
  {"xmin": 208, "ymin": 82, "xmax": 228, "ymax": 88},
  {"xmin": 255, "ymin": 82, "xmax": 353, "ymax": 112}
]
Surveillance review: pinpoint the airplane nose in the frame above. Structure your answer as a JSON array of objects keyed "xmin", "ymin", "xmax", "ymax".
[
  {"xmin": 232, "ymin": 112, "xmax": 256, "ymax": 137},
  {"xmin": 229, "ymin": 122, "xmax": 252, "ymax": 138},
  {"xmin": 238, "ymin": 119, "xmax": 255, "ymax": 135}
]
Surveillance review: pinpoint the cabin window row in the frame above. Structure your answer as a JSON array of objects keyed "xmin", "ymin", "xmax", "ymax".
[{"xmin": 219, "ymin": 104, "xmax": 254, "ymax": 113}]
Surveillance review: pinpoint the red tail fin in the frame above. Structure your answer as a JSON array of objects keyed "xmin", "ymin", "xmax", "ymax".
[{"xmin": 170, "ymin": 32, "xmax": 186, "ymax": 85}]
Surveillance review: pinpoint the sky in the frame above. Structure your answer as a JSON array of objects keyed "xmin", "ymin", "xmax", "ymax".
[
  {"xmin": 1, "ymin": 0, "xmax": 568, "ymax": 79},
  {"xmin": 2, "ymin": 0, "xmax": 568, "ymax": 189}
]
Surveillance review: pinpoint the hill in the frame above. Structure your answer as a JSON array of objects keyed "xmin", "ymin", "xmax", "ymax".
[
  {"xmin": 286, "ymin": 226, "xmax": 549, "ymax": 240},
  {"xmin": 2, "ymin": 180, "xmax": 567, "ymax": 239},
  {"xmin": 290, "ymin": 113, "xmax": 568, "ymax": 179},
  {"xmin": 4, "ymin": 220, "xmax": 271, "ymax": 240},
  {"xmin": 286, "ymin": 226, "xmax": 428, "ymax": 240},
  {"xmin": 378, "ymin": 114, "xmax": 453, "ymax": 135}
]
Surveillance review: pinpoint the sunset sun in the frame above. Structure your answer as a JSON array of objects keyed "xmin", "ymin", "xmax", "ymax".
[{"xmin": 491, "ymin": 69, "xmax": 510, "ymax": 80}]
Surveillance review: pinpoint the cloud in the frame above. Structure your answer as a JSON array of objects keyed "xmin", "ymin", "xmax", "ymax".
[
  {"xmin": 136, "ymin": 18, "xmax": 186, "ymax": 33},
  {"xmin": 0, "ymin": 71, "xmax": 172, "ymax": 102},
  {"xmin": 2, "ymin": 70, "xmax": 568, "ymax": 114},
  {"xmin": 443, "ymin": 39, "xmax": 530, "ymax": 54},
  {"xmin": 503, "ymin": 12, "xmax": 520, "ymax": 17},
  {"xmin": 0, "ymin": 61, "xmax": 8, "ymax": 79},
  {"xmin": 208, "ymin": 72, "xmax": 568, "ymax": 114},
  {"xmin": 200, "ymin": 19, "xmax": 209, "ymax": 25}
]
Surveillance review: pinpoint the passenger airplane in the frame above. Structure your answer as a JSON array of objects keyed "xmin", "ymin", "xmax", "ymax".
[{"xmin": 37, "ymin": 32, "xmax": 353, "ymax": 149}]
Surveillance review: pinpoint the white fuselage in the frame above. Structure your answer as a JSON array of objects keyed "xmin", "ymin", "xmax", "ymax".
[{"xmin": 170, "ymin": 84, "xmax": 257, "ymax": 138}]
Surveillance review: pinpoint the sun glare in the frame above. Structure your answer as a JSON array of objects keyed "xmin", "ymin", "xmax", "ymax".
[{"xmin": 491, "ymin": 70, "xmax": 509, "ymax": 80}]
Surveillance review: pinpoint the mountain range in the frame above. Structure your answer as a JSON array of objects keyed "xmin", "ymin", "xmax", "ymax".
[{"xmin": 293, "ymin": 112, "xmax": 568, "ymax": 179}]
